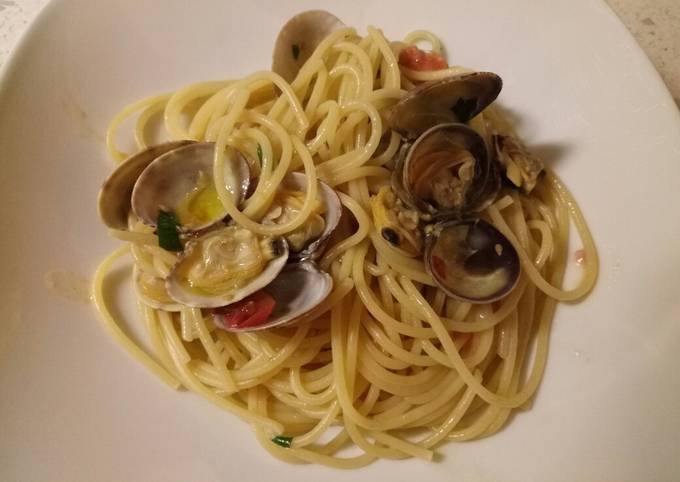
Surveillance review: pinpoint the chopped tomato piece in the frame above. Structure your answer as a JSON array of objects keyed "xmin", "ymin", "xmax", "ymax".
[
  {"xmin": 574, "ymin": 249, "xmax": 586, "ymax": 266},
  {"xmin": 214, "ymin": 291, "xmax": 276, "ymax": 329},
  {"xmin": 398, "ymin": 45, "xmax": 448, "ymax": 71},
  {"xmin": 431, "ymin": 255, "xmax": 448, "ymax": 280}
]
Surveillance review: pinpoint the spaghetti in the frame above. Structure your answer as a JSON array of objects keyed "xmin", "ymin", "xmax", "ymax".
[{"xmin": 93, "ymin": 19, "xmax": 598, "ymax": 468}]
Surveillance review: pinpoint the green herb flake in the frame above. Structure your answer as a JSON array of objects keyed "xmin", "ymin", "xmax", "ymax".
[
  {"xmin": 157, "ymin": 210, "xmax": 183, "ymax": 251},
  {"xmin": 291, "ymin": 44, "xmax": 301, "ymax": 61},
  {"xmin": 257, "ymin": 143, "xmax": 263, "ymax": 163},
  {"xmin": 450, "ymin": 97, "xmax": 478, "ymax": 122},
  {"xmin": 271, "ymin": 435, "xmax": 293, "ymax": 448}
]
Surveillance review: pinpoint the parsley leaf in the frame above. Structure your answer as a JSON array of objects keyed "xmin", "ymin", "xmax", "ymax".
[
  {"xmin": 271, "ymin": 435, "xmax": 293, "ymax": 448},
  {"xmin": 291, "ymin": 44, "xmax": 301, "ymax": 61},
  {"xmin": 257, "ymin": 143, "xmax": 263, "ymax": 163},
  {"xmin": 451, "ymin": 97, "xmax": 478, "ymax": 122},
  {"xmin": 156, "ymin": 210, "xmax": 183, "ymax": 251}
]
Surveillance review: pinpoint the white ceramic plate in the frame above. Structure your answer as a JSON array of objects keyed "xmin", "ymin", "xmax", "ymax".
[{"xmin": 1, "ymin": 0, "xmax": 679, "ymax": 480}]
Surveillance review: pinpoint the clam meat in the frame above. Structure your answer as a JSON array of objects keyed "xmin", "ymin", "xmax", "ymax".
[
  {"xmin": 263, "ymin": 172, "xmax": 342, "ymax": 260},
  {"xmin": 370, "ymin": 185, "xmax": 423, "ymax": 257},
  {"xmin": 394, "ymin": 123, "xmax": 500, "ymax": 219},
  {"xmin": 166, "ymin": 225, "xmax": 288, "ymax": 309},
  {"xmin": 493, "ymin": 134, "xmax": 544, "ymax": 193}
]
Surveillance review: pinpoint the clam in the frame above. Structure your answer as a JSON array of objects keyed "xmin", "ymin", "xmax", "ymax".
[
  {"xmin": 100, "ymin": 143, "xmax": 341, "ymax": 328},
  {"xmin": 263, "ymin": 172, "xmax": 342, "ymax": 260},
  {"xmin": 131, "ymin": 142, "xmax": 250, "ymax": 231},
  {"xmin": 386, "ymin": 72, "xmax": 502, "ymax": 139},
  {"xmin": 98, "ymin": 140, "xmax": 194, "ymax": 230},
  {"xmin": 370, "ymin": 185, "xmax": 423, "ymax": 257},
  {"xmin": 163, "ymin": 171, "xmax": 341, "ymax": 328},
  {"xmin": 493, "ymin": 134, "xmax": 544, "ymax": 193},
  {"xmin": 425, "ymin": 219, "xmax": 520, "ymax": 303},
  {"xmin": 165, "ymin": 225, "xmax": 288, "ymax": 309},
  {"xmin": 375, "ymin": 68, "xmax": 523, "ymax": 302},
  {"xmin": 394, "ymin": 123, "xmax": 500, "ymax": 219},
  {"xmin": 272, "ymin": 10, "xmax": 345, "ymax": 83},
  {"xmin": 213, "ymin": 261, "xmax": 333, "ymax": 332}
]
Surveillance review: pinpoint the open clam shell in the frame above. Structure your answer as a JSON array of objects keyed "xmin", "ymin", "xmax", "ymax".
[
  {"xmin": 131, "ymin": 142, "xmax": 250, "ymax": 232},
  {"xmin": 98, "ymin": 140, "xmax": 194, "ymax": 230},
  {"xmin": 272, "ymin": 10, "xmax": 345, "ymax": 82},
  {"xmin": 165, "ymin": 226, "xmax": 288, "ymax": 309},
  {"xmin": 387, "ymin": 72, "xmax": 502, "ymax": 139},
  {"xmin": 425, "ymin": 219, "xmax": 520, "ymax": 303},
  {"xmin": 395, "ymin": 123, "xmax": 500, "ymax": 219},
  {"xmin": 280, "ymin": 172, "xmax": 342, "ymax": 260},
  {"xmin": 213, "ymin": 260, "xmax": 333, "ymax": 332}
]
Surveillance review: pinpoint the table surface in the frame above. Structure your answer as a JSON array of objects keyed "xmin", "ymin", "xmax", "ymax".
[{"xmin": 1, "ymin": 0, "xmax": 679, "ymax": 105}]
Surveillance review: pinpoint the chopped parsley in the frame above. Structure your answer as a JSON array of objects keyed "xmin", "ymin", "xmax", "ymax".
[
  {"xmin": 291, "ymin": 44, "xmax": 301, "ymax": 61},
  {"xmin": 257, "ymin": 143, "xmax": 263, "ymax": 163},
  {"xmin": 451, "ymin": 97, "xmax": 478, "ymax": 122},
  {"xmin": 156, "ymin": 210, "xmax": 183, "ymax": 251},
  {"xmin": 271, "ymin": 435, "xmax": 293, "ymax": 448}
]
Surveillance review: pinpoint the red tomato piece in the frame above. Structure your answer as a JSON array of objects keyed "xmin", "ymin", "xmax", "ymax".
[
  {"xmin": 431, "ymin": 255, "xmax": 448, "ymax": 280},
  {"xmin": 574, "ymin": 249, "xmax": 586, "ymax": 266},
  {"xmin": 398, "ymin": 45, "xmax": 448, "ymax": 71},
  {"xmin": 215, "ymin": 291, "xmax": 276, "ymax": 329}
]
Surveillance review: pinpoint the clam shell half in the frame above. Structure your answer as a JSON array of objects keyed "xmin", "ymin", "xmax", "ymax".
[
  {"xmin": 387, "ymin": 72, "xmax": 502, "ymax": 139},
  {"xmin": 131, "ymin": 142, "xmax": 250, "ymax": 231},
  {"xmin": 98, "ymin": 140, "xmax": 194, "ymax": 230},
  {"xmin": 395, "ymin": 123, "xmax": 500, "ymax": 219},
  {"xmin": 282, "ymin": 172, "xmax": 342, "ymax": 260},
  {"xmin": 272, "ymin": 10, "xmax": 345, "ymax": 83},
  {"xmin": 214, "ymin": 261, "xmax": 333, "ymax": 332},
  {"xmin": 425, "ymin": 219, "xmax": 520, "ymax": 303}
]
